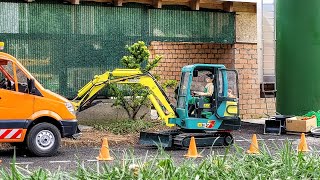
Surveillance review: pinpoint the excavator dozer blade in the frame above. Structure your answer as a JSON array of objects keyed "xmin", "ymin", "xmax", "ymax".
[{"xmin": 139, "ymin": 132, "xmax": 173, "ymax": 148}]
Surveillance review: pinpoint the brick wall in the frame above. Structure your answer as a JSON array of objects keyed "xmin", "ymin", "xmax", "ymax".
[
  {"xmin": 234, "ymin": 43, "xmax": 276, "ymax": 119},
  {"xmin": 149, "ymin": 41, "xmax": 275, "ymax": 119}
]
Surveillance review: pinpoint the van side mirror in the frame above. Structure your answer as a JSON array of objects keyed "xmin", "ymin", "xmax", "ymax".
[
  {"xmin": 28, "ymin": 79, "xmax": 36, "ymax": 94},
  {"xmin": 193, "ymin": 70, "xmax": 198, "ymax": 77}
]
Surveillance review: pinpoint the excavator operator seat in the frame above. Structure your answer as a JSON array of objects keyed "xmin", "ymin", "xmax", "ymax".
[{"xmin": 195, "ymin": 95, "xmax": 216, "ymax": 118}]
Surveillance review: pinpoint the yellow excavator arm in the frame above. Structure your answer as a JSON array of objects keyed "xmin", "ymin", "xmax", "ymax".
[{"xmin": 72, "ymin": 69, "xmax": 176, "ymax": 127}]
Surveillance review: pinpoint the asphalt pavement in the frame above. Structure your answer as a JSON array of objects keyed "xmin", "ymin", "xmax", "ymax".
[{"xmin": 0, "ymin": 121, "xmax": 318, "ymax": 172}]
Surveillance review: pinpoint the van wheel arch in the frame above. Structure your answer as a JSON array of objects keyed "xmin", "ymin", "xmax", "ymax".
[{"xmin": 27, "ymin": 117, "xmax": 63, "ymax": 138}]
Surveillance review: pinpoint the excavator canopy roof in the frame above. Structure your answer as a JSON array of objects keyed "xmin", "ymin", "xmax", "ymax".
[{"xmin": 182, "ymin": 64, "xmax": 226, "ymax": 72}]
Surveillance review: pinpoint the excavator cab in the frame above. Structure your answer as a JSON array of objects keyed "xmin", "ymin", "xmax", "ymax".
[{"xmin": 174, "ymin": 64, "xmax": 240, "ymax": 130}]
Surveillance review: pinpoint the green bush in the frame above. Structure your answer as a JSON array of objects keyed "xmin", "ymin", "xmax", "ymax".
[
  {"xmin": 109, "ymin": 41, "xmax": 162, "ymax": 120},
  {"xmin": 91, "ymin": 119, "xmax": 155, "ymax": 135}
]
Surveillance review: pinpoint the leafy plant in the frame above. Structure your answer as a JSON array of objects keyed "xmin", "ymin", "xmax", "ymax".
[
  {"xmin": 109, "ymin": 41, "xmax": 176, "ymax": 120},
  {"xmin": 121, "ymin": 41, "xmax": 161, "ymax": 73},
  {"xmin": 161, "ymin": 79, "xmax": 178, "ymax": 91}
]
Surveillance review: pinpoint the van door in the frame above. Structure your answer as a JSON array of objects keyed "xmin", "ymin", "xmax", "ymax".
[
  {"xmin": 216, "ymin": 69, "xmax": 240, "ymax": 119},
  {"xmin": 0, "ymin": 60, "xmax": 34, "ymax": 125}
]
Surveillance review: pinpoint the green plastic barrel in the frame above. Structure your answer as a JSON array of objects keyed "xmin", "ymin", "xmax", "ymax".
[{"xmin": 276, "ymin": 0, "xmax": 320, "ymax": 115}]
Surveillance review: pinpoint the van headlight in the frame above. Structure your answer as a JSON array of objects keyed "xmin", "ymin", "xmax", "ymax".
[{"xmin": 65, "ymin": 102, "xmax": 76, "ymax": 115}]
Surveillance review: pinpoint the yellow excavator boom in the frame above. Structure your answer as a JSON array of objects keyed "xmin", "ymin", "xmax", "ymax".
[{"xmin": 72, "ymin": 69, "xmax": 176, "ymax": 127}]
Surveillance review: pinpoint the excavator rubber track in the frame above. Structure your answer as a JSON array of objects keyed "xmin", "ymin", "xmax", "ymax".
[
  {"xmin": 139, "ymin": 130, "xmax": 181, "ymax": 148},
  {"xmin": 139, "ymin": 130, "xmax": 234, "ymax": 148},
  {"xmin": 173, "ymin": 132, "xmax": 234, "ymax": 148}
]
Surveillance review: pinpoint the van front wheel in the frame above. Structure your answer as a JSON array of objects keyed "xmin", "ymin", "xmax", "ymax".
[{"xmin": 26, "ymin": 123, "xmax": 61, "ymax": 157}]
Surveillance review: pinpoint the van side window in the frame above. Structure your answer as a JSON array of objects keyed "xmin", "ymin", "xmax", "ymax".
[
  {"xmin": 4, "ymin": 61, "xmax": 14, "ymax": 78},
  {"xmin": 0, "ymin": 61, "xmax": 14, "ymax": 91},
  {"xmin": 0, "ymin": 70, "xmax": 6, "ymax": 89},
  {"xmin": 0, "ymin": 70, "xmax": 4, "ymax": 79}
]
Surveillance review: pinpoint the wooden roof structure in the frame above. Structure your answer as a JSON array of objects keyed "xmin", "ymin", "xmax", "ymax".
[{"xmin": 24, "ymin": 0, "xmax": 256, "ymax": 13}]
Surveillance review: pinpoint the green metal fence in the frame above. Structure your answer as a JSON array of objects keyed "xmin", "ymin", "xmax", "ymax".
[{"xmin": 0, "ymin": 2, "xmax": 235, "ymax": 98}]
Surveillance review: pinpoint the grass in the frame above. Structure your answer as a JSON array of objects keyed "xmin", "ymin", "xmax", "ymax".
[
  {"xmin": 3, "ymin": 142, "xmax": 320, "ymax": 179},
  {"xmin": 80, "ymin": 119, "xmax": 157, "ymax": 135}
]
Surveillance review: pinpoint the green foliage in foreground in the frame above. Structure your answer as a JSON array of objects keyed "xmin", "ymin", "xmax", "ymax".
[{"xmin": 2, "ymin": 142, "xmax": 320, "ymax": 179}]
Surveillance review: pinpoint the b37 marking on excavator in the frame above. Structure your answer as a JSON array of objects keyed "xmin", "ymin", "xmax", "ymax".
[{"xmin": 197, "ymin": 120, "xmax": 215, "ymax": 128}]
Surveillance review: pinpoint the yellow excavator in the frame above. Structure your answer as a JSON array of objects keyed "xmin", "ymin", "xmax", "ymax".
[{"xmin": 72, "ymin": 64, "xmax": 240, "ymax": 148}]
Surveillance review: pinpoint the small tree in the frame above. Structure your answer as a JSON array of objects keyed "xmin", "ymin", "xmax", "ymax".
[{"xmin": 109, "ymin": 41, "xmax": 174, "ymax": 120}]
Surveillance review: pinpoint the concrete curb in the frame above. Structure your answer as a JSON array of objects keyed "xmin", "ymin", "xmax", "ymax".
[{"xmin": 242, "ymin": 119, "xmax": 266, "ymax": 125}]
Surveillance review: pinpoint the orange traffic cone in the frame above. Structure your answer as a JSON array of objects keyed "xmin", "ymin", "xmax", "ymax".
[
  {"xmin": 247, "ymin": 134, "xmax": 260, "ymax": 154},
  {"xmin": 298, "ymin": 133, "xmax": 309, "ymax": 152},
  {"xmin": 97, "ymin": 137, "xmax": 114, "ymax": 161},
  {"xmin": 184, "ymin": 137, "xmax": 202, "ymax": 158}
]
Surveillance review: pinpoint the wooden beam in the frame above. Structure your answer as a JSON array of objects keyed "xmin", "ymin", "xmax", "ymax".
[
  {"xmin": 114, "ymin": 0, "xmax": 123, "ymax": 6},
  {"xmin": 233, "ymin": 2, "xmax": 256, "ymax": 13},
  {"xmin": 153, "ymin": 0, "xmax": 162, "ymax": 8},
  {"xmin": 70, "ymin": 0, "xmax": 80, "ymax": 4},
  {"xmin": 223, "ymin": 1, "xmax": 233, "ymax": 12},
  {"xmin": 190, "ymin": 0, "xmax": 200, "ymax": 10}
]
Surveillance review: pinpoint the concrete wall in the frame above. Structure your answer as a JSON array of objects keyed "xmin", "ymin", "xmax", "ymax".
[
  {"xmin": 76, "ymin": 100, "xmax": 150, "ymax": 122},
  {"xmin": 236, "ymin": 12, "xmax": 257, "ymax": 43}
]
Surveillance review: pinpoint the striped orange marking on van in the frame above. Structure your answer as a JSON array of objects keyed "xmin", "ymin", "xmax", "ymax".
[{"xmin": 0, "ymin": 129, "xmax": 22, "ymax": 139}]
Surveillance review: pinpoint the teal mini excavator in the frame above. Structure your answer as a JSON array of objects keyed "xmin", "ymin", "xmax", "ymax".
[{"xmin": 73, "ymin": 64, "xmax": 241, "ymax": 148}]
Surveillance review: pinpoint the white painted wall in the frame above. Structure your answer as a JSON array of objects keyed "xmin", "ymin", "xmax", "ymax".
[{"xmin": 257, "ymin": 0, "xmax": 275, "ymax": 83}]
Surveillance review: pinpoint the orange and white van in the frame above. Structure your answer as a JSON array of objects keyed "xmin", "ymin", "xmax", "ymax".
[{"xmin": 0, "ymin": 43, "xmax": 79, "ymax": 156}]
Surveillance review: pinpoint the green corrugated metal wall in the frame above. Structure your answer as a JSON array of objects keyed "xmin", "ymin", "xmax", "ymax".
[{"xmin": 0, "ymin": 2, "xmax": 235, "ymax": 98}]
